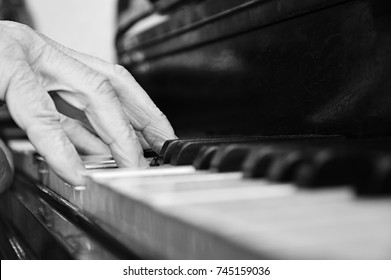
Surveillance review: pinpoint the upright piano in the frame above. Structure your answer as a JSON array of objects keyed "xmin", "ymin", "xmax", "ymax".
[{"xmin": 1, "ymin": 0, "xmax": 391, "ymax": 259}]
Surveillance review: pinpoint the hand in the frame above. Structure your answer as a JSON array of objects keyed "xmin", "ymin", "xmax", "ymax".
[{"xmin": 0, "ymin": 21, "xmax": 176, "ymax": 185}]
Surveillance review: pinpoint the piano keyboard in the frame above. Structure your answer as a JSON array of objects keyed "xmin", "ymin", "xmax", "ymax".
[{"xmin": 4, "ymin": 137, "xmax": 391, "ymax": 259}]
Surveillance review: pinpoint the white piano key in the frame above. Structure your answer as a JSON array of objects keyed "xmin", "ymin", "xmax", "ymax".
[
  {"xmin": 85, "ymin": 165, "xmax": 197, "ymax": 179},
  {"xmin": 173, "ymin": 193, "xmax": 391, "ymax": 259},
  {"xmin": 7, "ymin": 139, "xmax": 36, "ymax": 152},
  {"xmin": 88, "ymin": 175, "xmax": 294, "ymax": 206},
  {"xmin": 8, "ymin": 139, "xmax": 42, "ymax": 181}
]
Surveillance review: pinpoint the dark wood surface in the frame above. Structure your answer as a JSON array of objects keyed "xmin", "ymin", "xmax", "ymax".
[{"xmin": 118, "ymin": 0, "xmax": 391, "ymax": 138}]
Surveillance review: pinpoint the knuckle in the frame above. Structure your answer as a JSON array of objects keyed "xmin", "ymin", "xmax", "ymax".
[
  {"xmin": 43, "ymin": 110, "xmax": 62, "ymax": 124},
  {"xmin": 0, "ymin": 38, "xmax": 25, "ymax": 62},
  {"xmin": 7, "ymin": 60, "xmax": 27, "ymax": 79},
  {"xmin": 0, "ymin": 22, "xmax": 47, "ymax": 63},
  {"xmin": 1, "ymin": 21, "xmax": 34, "ymax": 41},
  {"xmin": 29, "ymin": 42, "xmax": 53, "ymax": 67},
  {"xmin": 112, "ymin": 64, "xmax": 129, "ymax": 77},
  {"xmin": 85, "ymin": 73, "xmax": 115, "ymax": 97},
  {"xmin": 0, "ymin": 20, "xmax": 27, "ymax": 32},
  {"xmin": 36, "ymin": 98, "xmax": 61, "ymax": 122},
  {"xmin": 157, "ymin": 111, "xmax": 169, "ymax": 121},
  {"xmin": 7, "ymin": 63, "xmax": 34, "ymax": 93},
  {"xmin": 24, "ymin": 109, "xmax": 61, "ymax": 132},
  {"xmin": 151, "ymin": 110, "xmax": 169, "ymax": 125}
]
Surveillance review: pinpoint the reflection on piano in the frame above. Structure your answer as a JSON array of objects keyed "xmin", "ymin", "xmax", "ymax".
[{"xmin": 1, "ymin": 0, "xmax": 391, "ymax": 259}]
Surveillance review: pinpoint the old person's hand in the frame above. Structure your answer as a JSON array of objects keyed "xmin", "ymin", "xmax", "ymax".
[{"xmin": 0, "ymin": 21, "xmax": 176, "ymax": 185}]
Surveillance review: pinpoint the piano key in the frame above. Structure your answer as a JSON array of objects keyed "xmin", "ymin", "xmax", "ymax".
[
  {"xmin": 82, "ymin": 169, "xmax": 391, "ymax": 259},
  {"xmin": 162, "ymin": 137, "xmax": 248, "ymax": 165},
  {"xmin": 192, "ymin": 145, "xmax": 219, "ymax": 170},
  {"xmin": 210, "ymin": 144, "xmax": 252, "ymax": 172},
  {"xmin": 143, "ymin": 149, "xmax": 158, "ymax": 158},
  {"xmin": 81, "ymin": 155, "xmax": 155, "ymax": 169},
  {"xmin": 39, "ymin": 153, "xmax": 391, "ymax": 259},
  {"xmin": 86, "ymin": 175, "xmax": 294, "ymax": 207},
  {"xmin": 170, "ymin": 141, "xmax": 218, "ymax": 166},
  {"xmin": 158, "ymin": 138, "xmax": 177, "ymax": 156},
  {"xmin": 354, "ymin": 155, "xmax": 391, "ymax": 196},
  {"xmin": 86, "ymin": 165, "xmax": 197, "ymax": 180},
  {"xmin": 7, "ymin": 139, "xmax": 41, "ymax": 181},
  {"xmin": 163, "ymin": 135, "xmax": 337, "ymax": 165},
  {"xmin": 242, "ymin": 146, "xmax": 288, "ymax": 178},
  {"xmin": 46, "ymin": 166, "xmax": 200, "ymax": 205},
  {"xmin": 161, "ymin": 139, "xmax": 183, "ymax": 164},
  {"xmin": 295, "ymin": 149, "xmax": 372, "ymax": 188},
  {"xmin": 171, "ymin": 190, "xmax": 391, "ymax": 259},
  {"xmin": 80, "ymin": 173, "xmax": 297, "ymax": 258},
  {"xmin": 161, "ymin": 137, "xmax": 221, "ymax": 164},
  {"xmin": 9, "ymin": 137, "xmax": 391, "ymax": 259},
  {"xmin": 266, "ymin": 149, "xmax": 311, "ymax": 182},
  {"xmin": 81, "ymin": 155, "xmax": 117, "ymax": 169}
]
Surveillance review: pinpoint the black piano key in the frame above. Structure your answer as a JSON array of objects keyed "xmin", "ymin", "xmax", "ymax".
[
  {"xmin": 143, "ymin": 149, "xmax": 158, "ymax": 158},
  {"xmin": 295, "ymin": 149, "xmax": 371, "ymax": 188},
  {"xmin": 267, "ymin": 150, "xmax": 310, "ymax": 182},
  {"xmin": 162, "ymin": 138, "xmax": 220, "ymax": 164},
  {"xmin": 210, "ymin": 145, "xmax": 253, "ymax": 172},
  {"xmin": 159, "ymin": 137, "xmax": 205, "ymax": 164},
  {"xmin": 160, "ymin": 138, "xmax": 245, "ymax": 165},
  {"xmin": 242, "ymin": 147, "xmax": 281, "ymax": 178},
  {"xmin": 166, "ymin": 136, "xmax": 270, "ymax": 166},
  {"xmin": 193, "ymin": 146, "xmax": 219, "ymax": 170},
  {"xmin": 170, "ymin": 142, "xmax": 219, "ymax": 165},
  {"xmin": 162, "ymin": 139, "xmax": 184, "ymax": 164},
  {"xmin": 354, "ymin": 155, "xmax": 391, "ymax": 196},
  {"xmin": 166, "ymin": 135, "xmax": 337, "ymax": 166},
  {"xmin": 159, "ymin": 139, "xmax": 181, "ymax": 156}
]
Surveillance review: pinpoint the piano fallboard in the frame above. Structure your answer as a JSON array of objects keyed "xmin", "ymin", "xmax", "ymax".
[{"xmin": 118, "ymin": 0, "xmax": 391, "ymax": 138}]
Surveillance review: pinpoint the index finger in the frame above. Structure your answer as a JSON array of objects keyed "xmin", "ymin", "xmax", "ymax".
[
  {"xmin": 6, "ymin": 66, "xmax": 85, "ymax": 185},
  {"xmin": 37, "ymin": 47, "xmax": 148, "ymax": 168},
  {"xmin": 37, "ymin": 34, "xmax": 176, "ymax": 152}
]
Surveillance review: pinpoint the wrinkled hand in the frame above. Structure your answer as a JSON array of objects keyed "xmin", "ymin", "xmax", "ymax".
[{"xmin": 0, "ymin": 21, "xmax": 176, "ymax": 185}]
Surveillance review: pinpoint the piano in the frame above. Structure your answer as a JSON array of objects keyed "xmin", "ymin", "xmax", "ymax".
[{"xmin": 1, "ymin": 0, "xmax": 391, "ymax": 259}]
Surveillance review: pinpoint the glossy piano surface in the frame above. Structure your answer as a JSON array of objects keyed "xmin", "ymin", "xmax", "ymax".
[
  {"xmin": 118, "ymin": 0, "xmax": 391, "ymax": 137},
  {"xmin": 0, "ymin": 176, "xmax": 121, "ymax": 260}
]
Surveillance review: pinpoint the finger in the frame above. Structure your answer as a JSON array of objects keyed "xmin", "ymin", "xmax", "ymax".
[
  {"xmin": 5, "ymin": 64, "xmax": 85, "ymax": 185},
  {"xmin": 52, "ymin": 91, "xmax": 150, "ymax": 150},
  {"xmin": 60, "ymin": 114, "xmax": 111, "ymax": 155},
  {"xmin": 136, "ymin": 131, "xmax": 150, "ymax": 150},
  {"xmin": 35, "ymin": 47, "xmax": 148, "ymax": 168},
  {"xmin": 37, "ymin": 34, "xmax": 176, "ymax": 152},
  {"xmin": 50, "ymin": 91, "xmax": 96, "ymax": 135}
]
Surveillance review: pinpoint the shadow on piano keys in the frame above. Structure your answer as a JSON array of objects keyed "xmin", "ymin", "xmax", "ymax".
[{"xmin": 1, "ymin": 136, "xmax": 391, "ymax": 259}]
